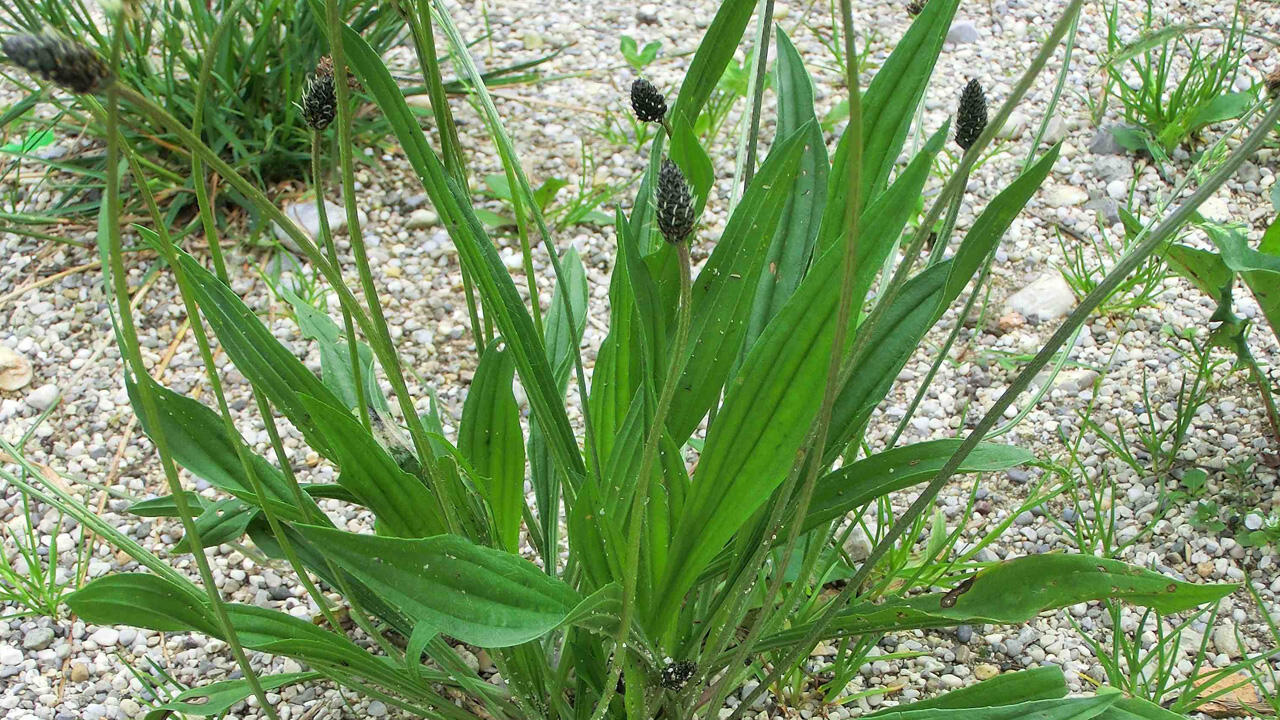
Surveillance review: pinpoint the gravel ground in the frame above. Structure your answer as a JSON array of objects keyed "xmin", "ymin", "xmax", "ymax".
[{"xmin": 3, "ymin": 0, "xmax": 1280, "ymax": 718}]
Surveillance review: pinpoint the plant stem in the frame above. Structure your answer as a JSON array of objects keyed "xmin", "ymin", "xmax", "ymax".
[
  {"xmin": 312, "ymin": 130, "xmax": 371, "ymax": 431},
  {"xmin": 732, "ymin": 0, "xmax": 775, "ymax": 203},
  {"xmin": 829, "ymin": 0, "xmax": 1085, "ymax": 467},
  {"xmin": 926, "ymin": 167, "xmax": 967, "ymax": 265},
  {"xmin": 189, "ymin": 0, "xmax": 245, "ymax": 282},
  {"xmin": 323, "ymin": 0, "xmax": 446, "ymax": 486},
  {"xmin": 606, "ymin": 240, "xmax": 694, "ymax": 718},
  {"xmin": 428, "ymin": 2, "xmax": 604, "ymax": 482},
  {"xmin": 102, "ymin": 46, "xmax": 279, "ymax": 720},
  {"xmin": 122, "ymin": 143, "xmax": 348, "ymax": 638},
  {"xmin": 396, "ymin": 0, "xmax": 488, "ymax": 352},
  {"xmin": 710, "ymin": 0, "xmax": 863, "ymax": 713},
  {"xmin": 900, "ymin": 14, "xmax": 1080, "ymax": 447},
  {"xmin": 112, "ymin": 77, "xmax": 457, "ymax": 537},
  {"xmin": 817, "ymin": 96, "xmax": 1280, "ymax": 711}
]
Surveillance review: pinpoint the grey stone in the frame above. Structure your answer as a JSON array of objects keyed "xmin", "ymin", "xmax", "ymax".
[
  {"xmin": 1054, "ymin": 368, "xmax": 1100, "ymax": 395},
  {"xmin": 1044, "ymin": 185, "xmax": 1089, "ymax": 207},
  {"xmin": 89, "ymin": 627, "xmax": 118, "ymax": 646},
  {"xmin": 1213, "ymin": 621, "xmax": 1241, "ymax": 658},
  {"xmin": 367, "ymin": 701, "xmax": 388, "ymax": 716},
  {"xmin": 1089, "ymin": 126, "xmax": 1129, "ymax": 155},
  {"xmin": 1042, "ymin": 116, "xmax": 1067, "ymax": 144},
  {"xmin": 956, "ymin": 625, "xmax": 973, "ymax": 643},
  {"xmin": 1014, "ymin": 511, "xmax": 1034, "ymax": 526},
  {"xmin": 1086, "ymin": 197, "xmax": 1121, "ymax": 226},
  {"xmin": 947, "ymin": 21, "xmax": 979, "ymax": 45},
  {"xmin": 25, "ymin": 383, "xmax": 59, "ymax": 411},
  {"xmin": 1004, "ymin": 273, "xmax": 1077, "ymax": 323},
  {"xmin": 843, "ymin": 524, "xmax": 874, "ymax": 561},
  {"xmin": 274, "ymin": 200, "xmax": 368, "ymax": 254},
  {"xmin": 1092, "ymin": 155, "xmax": 1133, "ymax": 182},
  {"xmin": 1007, "ymin": 469, "xmax": 1029, "ymax": 484},
  {"xmin": 406, "ymin": 208, "xmax": 438, "ymax": 230},
  {"xmin": 22, "ymin": 628, "xmax": 54, "ymax": 651}
]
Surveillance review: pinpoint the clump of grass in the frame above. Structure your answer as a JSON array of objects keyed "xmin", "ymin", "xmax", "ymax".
[{"xmin": 1099, "ymin": 0, "xmax": 1251, "ymax": 155}]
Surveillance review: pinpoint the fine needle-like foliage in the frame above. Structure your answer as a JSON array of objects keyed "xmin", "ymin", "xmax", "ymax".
[{"xmin": 3, "ymin": 0, "xmax": 1277, "ymax": 718}]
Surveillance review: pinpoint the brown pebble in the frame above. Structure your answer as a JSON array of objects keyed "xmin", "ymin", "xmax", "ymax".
[{"xmin": 69, "ymin": 663, "xmax": 90, "ymax": 682}]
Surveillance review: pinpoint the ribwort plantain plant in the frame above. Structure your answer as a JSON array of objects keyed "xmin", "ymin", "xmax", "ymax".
[{"xmin": 6, "ymin": 0, "xmax": 1280, "ymax": 718}]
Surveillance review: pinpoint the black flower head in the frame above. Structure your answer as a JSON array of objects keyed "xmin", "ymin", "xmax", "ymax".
[
  {"xmin": 631, "ymin": 77, "xmax": 667, "ymax": 123},
  {"xmin": 955, "ymin": 78, "xmax": 988, "ymax": 151},
  {"xmin": 2, "ymin": 33, "xmax": 111, "ymax": 94},
  {"xmin": 906, "ymin": 0, "xmax": 928, "ymax": 16},
  {"xmin": 659, "ymin": 660, "xmax": 696, "ymax": 691},
  {"xmin": 300, "ymin": 73, "xmax": 337, "ymax": 131},
  {"xmin": 656, "ymin": 158, "xmax": 695, "ymax": 244}
]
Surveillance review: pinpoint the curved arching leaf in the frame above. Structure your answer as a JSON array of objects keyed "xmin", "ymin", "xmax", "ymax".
[
  {"xmin": 296, "ymin": 525, "xmax": 583, "ymax": 647},
  {"xmin": 756, "ymin": 554, "xmax": 1235, "ymax": 651}
]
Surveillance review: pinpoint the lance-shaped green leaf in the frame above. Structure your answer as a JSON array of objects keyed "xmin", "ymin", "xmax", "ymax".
[
  {"xmin": 66, "ymin": 572, "xmax": 218, "ymax": 636},
  {"xmin": 172, "ymin": 498, "xmax": 255, "ymax": 554},
  {"xmin": 668, "ymin": 0, "xmax": 756, "ymax": 128},
  {"xmin": 655, "ymin": 132, "xmax": 946, "ymax": 627},
  {"xmin": 126, "ymin": 375, "xmax": 313, "ymax": 522},
  {"xmin": 128, "ymin": 491, "xmax": 206, "ymax": 517},
  {"xmin": 700, "ymin": 440, "xmax": 1034, "ymax": 579},
  {"xmin": 163, "ymin": 247, "xmax": 347, "ymax": 461},
  {"xmin": 1104, "ymin": 694, "xmax": 1191, "ymax": 720},
  {"xmin": 755, "ymin": 555, "xmax": 1235, "ymax": 651},
  {"xmin": 460, "ymin": 344, "xmax": 526, "ymax": 552},
  {"xmin": 867, "ymin": 668, "xmax": 1068, "ymax": 716},
  {"xmin": 300, "ymin": 394, "xmax": 447, "ymax": 539},
  {"xmin": 588, "ymin": 219, "xmax": 640, "ymax": 465},
  {"xmin": 529, "ymin": 248, "xmax": 587, "ymax": 564},
  {"xmin": 741, "ymin": 28, "xmax": 828, "ymax": 356},
  {"xmin": 864, "ymin": 696, "xmax": 1117, "ymax": 720},
  {"xmin": 144, "ymin": 673, "xmax": 322, "ymax": 720},
  {"xmin": 823, "ymin": 144, "xmax": 1061, "ymax": 458},
  {"xmin": 280, "ymin": 287, "xmax": 389, "ymax": 417},
  {"xmin": 667, "ymin": 122, "xmax": 816, "ymax": 442},
  {"xmin": 70, "ymin": 572, "xmax": 417, "ymax": 691},
  {"xmin": 802, "ymin": 441, "xmax": 1034, "ymax": 532},
  {"xmin": 322, "ymin": 2, "xmax": 583, "ymax": 484},
  {"xmin": 295, "ymin": 525, "xmax": 584, "ymax": 647},
  {"xmin": 821, "ymin": 0, "xmax": 960, "ymax": 248}
]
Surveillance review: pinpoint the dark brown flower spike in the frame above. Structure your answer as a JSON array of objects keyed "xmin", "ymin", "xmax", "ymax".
[
  {"xmin": 2, "ymin": 34, "xmax": 111, "ymax": 94},
  {"xmin": 657, "ymin": 158, "xmax": 695, "ymax": 244},
  {"xmin": 631, "ymin": 78, "xmax": 667, "ymax": 124},
  {"xmin": 955, "ymin": 78, "xmax": 988, "ymax": 151}
]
